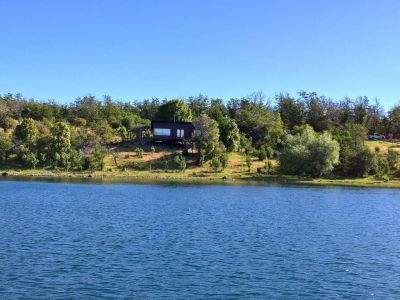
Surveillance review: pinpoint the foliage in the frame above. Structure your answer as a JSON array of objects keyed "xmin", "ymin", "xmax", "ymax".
[
  {"xmin": 279, "ymin": 125, "xmax": 340, "ymax": 177},
  {"xmin": 150, "ymin": 145, "xmax": 156, "ymax": 153},
  {"xmin": 220, "ymin": 152, "xmax": 229, "ymax": 170},
  {"xmin": 245, "ymin": 155, "xmax": 252, "ymax": 172},
  {"xmin": 0, "ymin": 131, "xmax": 12, "ymax": 161},
  {"xmin": 210, "ymin": 157, "xmax": 222, "ymax": 172},
  {"xmin": 22, "ymin": 152, "xmax": 39, "ymax": 168},
  {"xmin": 387, "ymin": 149, "xmax": 400, "ymax": 171},
  {"xmin": 257, "ymin": 147, "xmax": 267, "ymax": 161},
  {"xmin": 135, "ymin": 147, "xmax": 144, "ymax": 158},
  {"xmin": 372, "ymin": 152, "xmax": 389, "ymax": 179},
  {"xmin": 192, "ymin": 114, "xmax": 220, "ymax": 159},
  {"xmin": 2, "ymin": 92, "xmax": 399, "ymax": 179},
  {"xmin": 155, "ymin": 99, "xmax": 192, "ymax": 122},
  {"xmin": 49, "ymin": 122, "xmax": 72, "ymax": 168},
  {"xmin": 85, "ymin": 146, "xmax": 107, "ymax": 171},
  {"xmin": 219, "ymin": 116, "xmax": 240, "ymax": 152},
  {"xmin": 170, "ymin": 153, "xmax": 186, "ymax": 171},
  {"xmin": 14, "ymin": 118, "xmax": 39, "ymax": 148},
  {"xmin": 239, "ymin": 134, "xmax": 253, "ymax": 154}
]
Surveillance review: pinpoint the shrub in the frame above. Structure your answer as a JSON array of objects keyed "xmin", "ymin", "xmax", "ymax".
[
  {"xmin": 172, "ymin": 154, "xmax": 186, "ymax": 171},
  {"xmin": 372, "ymin": 152, "xmax": 389, "ymax": 179},
  {"xmin": 150, "ymin": 145, "xmax": 156, "ymax": 153},
  {"xmin": 220, "ymin": 152, "xmax": 229, "ymax": 170},
  {"xmin": 341, "ymin": 147, "xmax": 375, "ymax": 177},
  {"xmin": 210, "ymin": 157, "xmax": 222, "ymax": 172},
  {"xmin": 279, "ymin": 125, "xmax": 339, "ymax": 177},
  {"xmin": 258, "ymin": 147, "xmax": 267, "ymax": 161},
  {"xmin": 134, "ymin": 147, "xmax": 144, "ymax": 158},
  {"xmin": 86, "ymin": 146, "xmax": 107, "ymax": 171},
  {"xmin": 22, "ymin": 153, "xmax": 39, "ymax": 168},
  {"xmin": 197, "ymin": 151, "xmax": 205, "ymax": 166},
  {"xmin": 387, "ymin": 149, "xmax": 400, "ymax": 171},
  {"xmin": 245, "ymin": 155, "xmax": 252, "ymax": 172}
]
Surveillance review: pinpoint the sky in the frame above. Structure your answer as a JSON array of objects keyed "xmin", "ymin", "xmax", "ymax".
[{"xmin": 1, "ymin": 0, "xmax": 400, "ymax": 108}]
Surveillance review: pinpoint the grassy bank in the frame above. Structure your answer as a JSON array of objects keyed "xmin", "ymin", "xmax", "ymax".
[
  {"xmin": 2, "ymin": 140, "xmax": 400, "ymax": 188},
  {"xmin": 2, "ymin": 166, "xmax": 400, "ymax": 189}
]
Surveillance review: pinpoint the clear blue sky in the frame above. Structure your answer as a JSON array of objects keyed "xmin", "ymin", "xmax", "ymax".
[{"xmin": 1, "ymin": 0, "xmax": 400, "ymax": 108}]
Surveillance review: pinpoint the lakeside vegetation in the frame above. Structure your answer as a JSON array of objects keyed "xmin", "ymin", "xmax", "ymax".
[{"xmin": 2, "ymin": 91, "xmax": 400, "ymax": 187}]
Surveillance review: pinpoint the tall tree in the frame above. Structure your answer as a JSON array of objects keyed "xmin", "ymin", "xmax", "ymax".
[{"xmin": 155, "ymin": 99, "xmax": 192, "ymax": 122}]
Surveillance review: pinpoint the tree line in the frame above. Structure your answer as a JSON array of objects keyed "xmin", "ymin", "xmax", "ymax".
[{"xmin": 1, "ymin": 91, "xmax": 400, "ymax": 178}]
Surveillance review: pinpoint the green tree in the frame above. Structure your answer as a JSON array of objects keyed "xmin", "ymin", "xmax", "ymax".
[
  {"xmin": 219, "ymin": 117, "xmax": 240, "ymax": 152},
  {"xmin": 279, "ymin": 125, "xmax": 340, "ymax": 177},
  {"xmin": 387, "ymin": 149, "xmax": 400, "ymax": 171},
  {"xmin": 192, "ymin": 114, "xmax": 220, "ymax": 159},
  {"xmin": 50, "ymin": 122, "xmax": 72, "ymax": 168},
  {"xmin": 86, "ymin": 146, "xmax": 107, "ymax": 171},
  {"xmin": 0, "ymin": 131, "xmax": 12, "ymax": 161},
  {"xmin": 220, "ymin": 152, "xmax": 229, "ymax": 170},
  {"xmin": 210, "ymin": 157, "xmax": 222, "ymax": 172},
  {"xmin": 14, "ymin": 118, "xmax": 39, "ymax": 148},
  {"xmin": 155, "ymin": 99, "xmax": 192, "ymax": 122},
  {"xmin": 245, "ymin": 155, "xmax": 252, "ymax": 172}
]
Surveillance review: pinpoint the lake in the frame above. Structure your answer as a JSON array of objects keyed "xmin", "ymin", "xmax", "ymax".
[{"xmin": 0, "ymin": 179, "xmax": 399, "ymax": 299}]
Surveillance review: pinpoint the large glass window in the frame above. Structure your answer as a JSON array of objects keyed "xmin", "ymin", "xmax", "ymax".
[
  {"xmin": 177, "ymin": 129, "xmax": 184, "ymax": 138},
  {"xmin": 154, "ymin": 128, "xmax": 171, "ymax": 136}
]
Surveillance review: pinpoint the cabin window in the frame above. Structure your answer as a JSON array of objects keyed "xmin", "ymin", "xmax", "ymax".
[
  {"xmin": 154, "ymin": 128, "xmax": 171, "ymax": 136},
  {"xmin": 177, "ymin": 129, "xmax": 184, "ymax": 138}
]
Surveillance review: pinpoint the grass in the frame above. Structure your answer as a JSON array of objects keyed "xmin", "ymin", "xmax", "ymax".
[{"xmin": 367, "ymin": 140, "xmax": 400, "ymax": 154}]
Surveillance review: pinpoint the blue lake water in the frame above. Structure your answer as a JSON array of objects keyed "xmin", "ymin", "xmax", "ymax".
[{"xmin": 0, "ymin": 179, "xmax": 400, "ymax": 299}]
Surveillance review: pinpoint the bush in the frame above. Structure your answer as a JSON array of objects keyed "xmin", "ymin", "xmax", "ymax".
[
  {"xmin": 173, "ymin": 154, "xmax": 186, "ymax": 171},
  {"xmin": 220, "ymin": 152, "xmax": 229, "ymax": 170},
  {"xmin": 22, "ymin": 153, "xmax": 39, "ymax": 168},
  {"xmin": 387, "ymin": 149, "xmax": 400, "ymax": 171},
  {"xmin": 372, "ymin": 152, "xmax": 389, "ymax": 179},
  {"xmin": 197, "ymin": 151, "xmax": 205, "ymax": 166},
  {"xmin": 266, "ymin": 146, "xmax": 274, "ymax": 159},
  {"xmin": 341, "ymin": 147, "xmax": 375, "ymax": 177},
  {"xmin": 150, "ymin": 145, "xmax": 156, "ymax": 153},
  {"xmin": 86, "ymin": 146, "xmax": 107, "ymax": 171},
  {"xmin": 210, "ymin": 157, "xmax": 222, "ymax": 172},
  {"xmin": 279, "ymin": 125, "xmax": 339, "ymax": 177},
  {"xmin": 258, "ymin": 147, "xmax": 267, "ymax": 161},
  {"xmin": 134, "ymin": 147, "xmax": 144, "ymax": 158},
  {"xmin": 245, "ymin": 155, "xmax": 252, "ymax": 172}
]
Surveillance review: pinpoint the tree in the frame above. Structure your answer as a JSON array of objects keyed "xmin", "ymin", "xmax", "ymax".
[
  {"xmin": 387, "ymin": 149, "xmax": 400, "ymax": 171},
  {"xmin": 275, "ymin": 93, "xmax": 305, "ymax": 131},
  {"xmin": 210, "ymin": 157, "xmax": 222, "ymax": 172},
  {"xmin": 220, "ymin": 152, "xmax": 229, "ymax": 170},
  {"xmin": 0, "ymin": 131, "xmax": 12, "ymax": 162},
  {"xmin": 73, "ymin": 95, "xmax": 103, "ymax": 124},
  {"xmin": 192, "ymin": 114, "xmax": 220, "ymax": 159},
  {"xmin": 86, "ymin": 146, "xmax": 107, "ymax": 171},
  {"xmin": 334, "ymin": 123, "xmax": 374, "ymax": 177},
  {"xmin": 50, "ymin": 122, "xmax": 72, "ymax": 168},
  {"xmin": 14, "ymin": 118, "xmax": 39, "ymax": 148},
  {"xmin": 245, "ymin": 155, "xmax": 252, "ymax": 172},
  {"xmin": 155, "ymin": 99, "xmax": 192, "ymax": 122},
  {"xmin": 219, "ymin": 117, "xmax": 240, "ymax": 152},
  {"xmin": 279, "ymin": 125, "xmax": 340, "ymax": 177}
]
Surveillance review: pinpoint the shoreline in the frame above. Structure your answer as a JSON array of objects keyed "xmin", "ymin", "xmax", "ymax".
[{"xmin": 1, "ymin": 169, "xmax": 400, "ymax": 189}]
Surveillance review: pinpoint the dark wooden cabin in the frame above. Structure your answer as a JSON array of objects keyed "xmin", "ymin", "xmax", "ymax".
[{"xmin": 151, "ymin": 121, "xmax": 195, "ymax": 141}]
